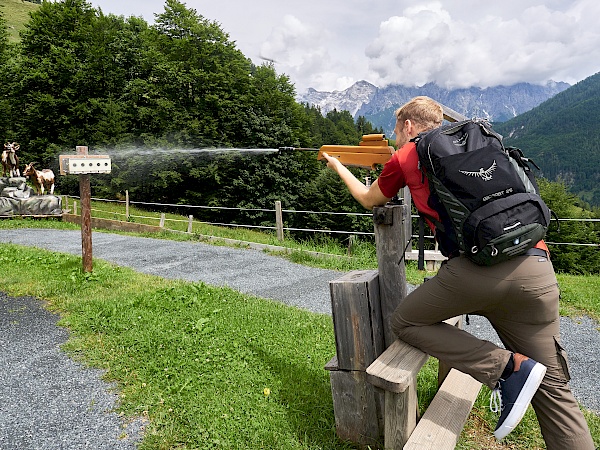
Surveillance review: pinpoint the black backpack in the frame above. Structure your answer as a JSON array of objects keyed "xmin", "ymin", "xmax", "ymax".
[{"xmin": 414, "ymin": 119, "xmax": 551, "ymax": 266}]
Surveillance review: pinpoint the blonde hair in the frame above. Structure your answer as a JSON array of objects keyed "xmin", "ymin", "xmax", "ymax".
[{"xmin": 394, "ymin": 96, "xmax": 443, "ymax": 132}]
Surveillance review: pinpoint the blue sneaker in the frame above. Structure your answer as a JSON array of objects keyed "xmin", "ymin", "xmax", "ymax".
[{"xmin": 490, "ymin": 354, "xmax": 547, "ymax": 440}]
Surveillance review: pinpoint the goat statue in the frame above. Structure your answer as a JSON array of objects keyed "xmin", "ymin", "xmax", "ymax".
[
  {"xmin": 2, "ymin": 142, "xmax": 20, "ymax": 177},
  {"xmin": 23, "ymin": 162, "xmax": 55, "ymax": 195}
]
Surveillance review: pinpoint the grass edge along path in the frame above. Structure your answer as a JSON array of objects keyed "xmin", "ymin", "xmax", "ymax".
[
  {"xmin": 1, "ymin": 217, "xmax": 599, "ymax": 321},
  {"xmin": 0, "ymin": 241, "xmax": 598, "ymax": 448},
  {"xmin": 0, "ymin": 244, "xmax": 348, "ymax": 449}
]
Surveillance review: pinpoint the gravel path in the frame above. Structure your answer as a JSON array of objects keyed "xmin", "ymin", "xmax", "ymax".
[
  {"xmin": 0, "ymin": 293, "xmax": 145, "ymax": 450},
  {"xmin": 0, "ymin": 228, "xmax": 598, "ymax": 449}
]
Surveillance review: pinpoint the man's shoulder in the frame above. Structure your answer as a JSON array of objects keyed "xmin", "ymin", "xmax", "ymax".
[{"xmin": 395, "ymin": 141, "xmax": 418, "ymax": 164}]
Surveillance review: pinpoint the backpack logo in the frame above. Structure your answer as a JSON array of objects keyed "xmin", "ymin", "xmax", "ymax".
[{"xmin": 459, "ymin": 160, "xmax": 497, "ymax": 181}]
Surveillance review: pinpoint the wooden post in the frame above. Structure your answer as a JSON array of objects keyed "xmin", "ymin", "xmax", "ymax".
[
  {"xmin": 187, "ymin": 215, "xmax": 193, "ymax": 233},
  {"xmin": 159, "ymin": 213, "xmax": 165, "ymax": 228},
  {"xmin": 330, "ymin": 270, "xmax": 384, "ymax": 371},
  {"xmin": 275, "ymin": 200, "xmax": 284, "ymax": 241},
  {"xmin": 73, "ymin": 201, "xmax": 77, "ymax": 216},
  {"xmin": 327, "ymin": 361, "xmax": 383, "ymax": 448},
  {"xmin": 347, "ymin": 234, "xmax": 356, "ymax": 256},
  {"xmin": 372, "ymin": 203, "xmax": 409, "ymax": 348},
  {"xmin": 76, "ymin": 145, "xmax": 93, "ymax": 273},
  {"xmin": 384, "ymin": 382, "xmax": 419, "ymax": 449},
  {"xmin": 125, "ymin": 190, "xmax": 130, "ymax": 221},
  {"xmin": 326, "ymin": 270, "xmax": 385, "ymax": 446}
]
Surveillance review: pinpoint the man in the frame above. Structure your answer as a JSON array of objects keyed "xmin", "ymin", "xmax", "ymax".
[{"xmin": 322, "ymin": 96, "xmax": 595, "ymax": 449}]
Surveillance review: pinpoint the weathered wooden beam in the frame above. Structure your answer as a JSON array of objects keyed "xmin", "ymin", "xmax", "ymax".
[
  {"xmin": 366, "ymin": 339, "xmax": 429, "ymax": 393},
  {"xmin": 383, "ymin": 382, "xmax": 419, "ymax": 449},
  {"xmin": 441, "ymin": 104, "xmax": 468, "ymax": 122},
  {"xmin": 373, "ymin": 204, "xmax": 409, "ymax": 348},
  {"xmin": 329, "ymin": 270, "xmax": 383, "ymax": 371},
  {"xmin": 326, "ymin": 356, "xmax": 384, "ymax": 448},
  {"xmin": 403, "ymin": 369, "xmax": 482, "ymax": 450}
]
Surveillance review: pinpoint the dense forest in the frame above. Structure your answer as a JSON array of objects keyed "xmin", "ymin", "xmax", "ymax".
[
  {"xmin": 0, "ymin": 0, "xmax": 598, "ymax": 273},
  {"xmin": 495, "ymin": 73, "xmax": 600, "ymax": 206}
]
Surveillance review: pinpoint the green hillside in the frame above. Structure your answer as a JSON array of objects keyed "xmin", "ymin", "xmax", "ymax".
[
  {"xmin": 0, "ymin": 0, "xmax": 39, "ymax": 41},
  {"xmin": 494, "ymin": 72, "xmax": 600, "ymax": 206}
]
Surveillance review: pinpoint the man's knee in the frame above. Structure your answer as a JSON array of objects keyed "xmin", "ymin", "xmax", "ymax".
[{"xmin": 390, "ymin": 311, "xmax": 411, "ymax": 340}]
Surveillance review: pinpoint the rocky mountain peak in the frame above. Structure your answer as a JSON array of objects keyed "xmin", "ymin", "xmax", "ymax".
[{"xmin": 297, "ymin": 81, "xmax": 570, "ymax": 135}]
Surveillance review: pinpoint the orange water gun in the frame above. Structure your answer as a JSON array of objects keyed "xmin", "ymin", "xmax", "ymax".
[
  {"xmin": 279, "ymin": 134, "xmax": 391, "ymax": 170},
  {"xmin": 317, "ymin": 134, "xmax": 392, "ymax": 170},
  {"xmin": 279, "ymin": 105, "xmax": 466, "ymax": 170}
]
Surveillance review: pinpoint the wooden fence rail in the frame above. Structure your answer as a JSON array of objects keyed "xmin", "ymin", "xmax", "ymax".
[{"xmin": 64, "ymin": 193, "xmax": 600, "ymax": 267}]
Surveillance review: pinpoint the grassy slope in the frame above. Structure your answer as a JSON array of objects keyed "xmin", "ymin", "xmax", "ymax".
[
  {"xmin": 0, "ymin": 0, "xmax": 38, "ymax": 42},
  {"xmin": 0, "ymin": 221, "xmax": 598, "ymax": 449}
]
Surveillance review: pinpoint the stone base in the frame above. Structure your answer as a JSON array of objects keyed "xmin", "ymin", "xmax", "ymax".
[{"xmin": 0, "ymin": 176, "xmax": 62, "ymax": 216}]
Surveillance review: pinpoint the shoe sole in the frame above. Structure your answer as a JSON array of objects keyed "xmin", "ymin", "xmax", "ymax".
[{"xmin": 494, "ymin": 363, "xmax": 547, "ymax": 440}]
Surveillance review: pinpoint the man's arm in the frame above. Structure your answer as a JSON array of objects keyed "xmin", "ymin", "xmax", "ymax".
[{"xmin": 322, "ymin": 152, "xmax": 391, "ymax": 210}]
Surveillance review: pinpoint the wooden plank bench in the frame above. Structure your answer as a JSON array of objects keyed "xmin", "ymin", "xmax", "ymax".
[
  {"xmin": 404, "ymin": 249, "xmax": 446, "ymax": 271},
  {"xmin": 404, "ymin": 368, "xmax": 481, "ymax": 449},
  {"xmin": 366, "ymin": 318, "xmax": 482, "ymax": 449}
]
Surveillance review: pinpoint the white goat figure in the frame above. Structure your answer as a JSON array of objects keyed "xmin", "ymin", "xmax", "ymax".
[
  {"xmin": 23, "ymin": 162, "xmax": 55, "ymax": 195},
  {"xmin": 1, "ymin": 142, "xmax": 20, "ymax": 177}
]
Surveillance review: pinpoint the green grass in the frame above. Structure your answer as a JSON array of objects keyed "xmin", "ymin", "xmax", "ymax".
[
  {"xmin": 1, "ymin": 240, "xmax": 598, "ymax": 449},
  {"xmin": 0, "ymin": 0, "xmax": 39, "ymax": 42},
  {"xmin": 1, "ymin": 210, "xmax": 599, "ymax": 449},
  {"xmin": 556, "ymin": 273, "xmax": 600, "ymax": 321},
  {"xmin": 0, "ymin": 244, "xmax": 347, "ymax": 449}
]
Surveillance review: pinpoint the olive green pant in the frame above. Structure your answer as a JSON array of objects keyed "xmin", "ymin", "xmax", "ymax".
[{"xmin": 391, "ymin": 254, "xmax": 595, "ymax": 450}]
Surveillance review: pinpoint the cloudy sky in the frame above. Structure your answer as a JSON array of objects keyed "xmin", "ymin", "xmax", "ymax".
[{"xmin": 89, "ymin": 0, "xmax": 600, "ymax": 94}]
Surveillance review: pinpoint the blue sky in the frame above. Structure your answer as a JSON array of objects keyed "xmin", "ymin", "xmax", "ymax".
[{"xmin": 89, "ymin": 0, "xmax": 600, "ymax": 94}]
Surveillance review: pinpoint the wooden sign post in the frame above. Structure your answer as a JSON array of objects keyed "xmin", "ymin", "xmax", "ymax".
[
  {"xmin": 76, "ymin": 146, "xmax": 93, "ymax": 272},
  {"xmin": 59, "ymin": 148, "xmax": 111, "ymax": 273}
]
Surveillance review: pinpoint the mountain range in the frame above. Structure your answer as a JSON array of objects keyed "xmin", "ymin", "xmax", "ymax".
[
  {"xmin": 297, "ymin": 80, "xmax": 570, "ymax": 135},
  {"xmin": 299, "ymin": 75, "xmax": 600, "ymax": 206}
]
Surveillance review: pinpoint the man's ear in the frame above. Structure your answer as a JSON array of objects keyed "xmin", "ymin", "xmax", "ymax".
[{"xmin": 404, "ymin": 119, "xmax": 415, "ymax": 136}]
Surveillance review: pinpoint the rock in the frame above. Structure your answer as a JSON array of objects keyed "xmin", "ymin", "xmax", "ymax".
[{"xmin": 0, "ymin": 177, "xmax": 62, "ymax": 216}]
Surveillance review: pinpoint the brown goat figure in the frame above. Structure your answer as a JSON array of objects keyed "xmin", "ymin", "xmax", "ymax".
[
  {"xmin": 2, "ymin": 142, "xmax": 20, "ymax": 177},
  {"xmin": 23, "ymin": 162, "xmax": 55, "ymax": 195}
]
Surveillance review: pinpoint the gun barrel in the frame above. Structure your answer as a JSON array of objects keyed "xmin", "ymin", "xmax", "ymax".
[{"xmin": 278, "ymin": 146, "xmax": 319, "ymax": 152}]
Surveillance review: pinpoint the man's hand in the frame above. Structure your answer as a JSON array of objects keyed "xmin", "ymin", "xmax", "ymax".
[
  {"xmin": 321, "ymin": 152, "xmax": 342, "ymax": 171},
  {"xmin": 321, "ymin": 152, "xmax": 390, "ymax": 209}
]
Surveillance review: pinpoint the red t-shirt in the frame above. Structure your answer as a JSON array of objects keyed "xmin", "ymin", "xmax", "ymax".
[
  {"xmin": 377, "ymin": 141, "xmax": 549, "ymax": 254},
  {"xmin": 378, "ymin": 142, "xmax": 439, "ymax": 232}
]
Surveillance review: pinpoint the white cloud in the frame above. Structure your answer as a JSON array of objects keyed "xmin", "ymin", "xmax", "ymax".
[
  {"xmin": 365, "ymin": 0, "xmax": 600, "ymax": 89},
  {"xmin": 90, "ymin": 0, "xmax": 600, "ymax": 92},
  {"xmin": 259, "ymin": 15, "xmax": 366, "ymax": 92}
]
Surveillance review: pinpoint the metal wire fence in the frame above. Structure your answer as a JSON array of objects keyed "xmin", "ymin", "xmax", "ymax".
[{"xmin": 63, "ymin": 194, "xmax": 600, "ymax": 249}]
